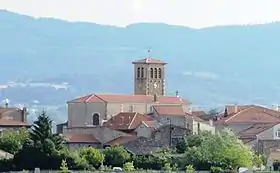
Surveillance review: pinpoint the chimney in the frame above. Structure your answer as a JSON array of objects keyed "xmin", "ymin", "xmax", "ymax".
[
  {"xmin": 224, "ymin": 107, "xmax": 228, "ymax": 117},
  {"xmin": 120, "ymin": 104, "xmax": 124, "ymax": 112},
  {"xmin": 153, "ymin": 94, "xmax": 157, "ymax": 102},
  {"xmin": 175, "ymin": 90, "xmax": 179, "ymax": 97},
  {"xmin": 234, "ymin": 104, "xmax": 238, "ymax": 113},
  {"xmin": 4, "ymin": 98, "xmax": 9, "ymax": 108},
  {"xmin": 22, "ymin": 107, "xmax": 27, "ymax": 122}
]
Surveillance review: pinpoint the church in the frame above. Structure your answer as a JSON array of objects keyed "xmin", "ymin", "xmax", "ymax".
[
  {"xmin": 65, "ymin": 57, "xmax": 191, "ymax": 128},
  {"xmin": 57, "ymin": 57, "xmax": 213, "ymax": 152}
]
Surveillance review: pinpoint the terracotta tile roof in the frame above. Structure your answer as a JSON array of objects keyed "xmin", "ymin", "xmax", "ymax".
[
  {"xmin": 69, "ymin": 94, "xmax": 190, "ymax": 104},
  {"xmin": 132, "ymin": 58, "xmax": 166, "ymax": 64},
  {"xmin": 65, "ymin": 134, "xmax": 100, "ymax": 143},
  {"xmin": 104, "ymin": 112, "xmax": 154, "ymax": 130},
  {"xmin": 105, "ymin": 135, "xmax": 137, "ymax": 146},
  {"xmin": 153, "ymin": 105, "xmax": 185, "ymax": 116},
  {"xmin": 0, "ymin": 107, "xmax": 21, "ymax": 116},
  {"xmin": 0, "ymin": 119, "xmax": 29, "ymax": 126},
  {"xmin": 215, "ymin": 105, "xmax": 280, "ymax": 125},
  {"xmin": 239, "ymin": 123, "xmax": 276, "ymax": 137},
  {"xmin": 238, "ymin": 123, "xmax": 277, "ymax": 143}
]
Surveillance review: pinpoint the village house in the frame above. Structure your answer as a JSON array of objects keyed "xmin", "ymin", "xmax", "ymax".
[
  {"xmin": 0, "ymin": 103, "xmax": 30, "ymax": 133},
  {"xmin": 192, "ymin": 104, "xmax": 280, "ymax": 159}
]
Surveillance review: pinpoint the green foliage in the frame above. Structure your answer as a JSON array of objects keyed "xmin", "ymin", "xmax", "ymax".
[
  {"xmin": 29, "ymin": 111, "xmax": 65, "ymax": 153},
  {"xmin": 0, "ymin": 128, "xmax": 29, "ymax": 154},
  {"xmin": 103, "ymin": 146, "xmax": 130, "ymax": 167},
  {"xmin": 182, "ymin": 129, "xmax": 254, "ymax": 170},
  {"xmin": 253, "ymin": 153, "xmax": 264, "ymax": 167},
  {"xmin": 176, "ymin": 138, "xmax": 188, "ymax": 153},
  {"xmin": 79, "ymin": 147, "xmax": 104, "ymax": 168},
  {"xmin": 186, "ymin": 165, "xmax": 195, "ymax": 173},
  {"xmin": 99, "ymin": 164, "xmax": 111, "ymax": 171},
  {"xmin": 59, "ymin": 159, "xmax": 72, "ymax": 173},
  {"xmin": 163, "ymin": 162, "xmax": 172, "ymax": 172},
  {"xmin": 132, "ymin": 155, "xmax": 165, "ymax": 170},
  {"xmin": 211, "ymin": 166, "xmax": 224, "ymax": 173},
  {"xmin": 123, "ymin": 161, "xmax": 135, "ymax": 171}
]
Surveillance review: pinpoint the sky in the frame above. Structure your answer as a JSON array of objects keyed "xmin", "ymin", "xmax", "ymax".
[{"xmin": 0, "ymin": 0, "xmax": 280, "ymax": 28}]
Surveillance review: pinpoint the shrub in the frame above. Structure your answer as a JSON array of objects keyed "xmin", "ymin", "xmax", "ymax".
[
  {"xmin": 211, "ymin": 166, "xmax": 224, "ymax": 173},
  {"xmin": 123, "ymin": 161, "xmax": 135, "ymax": 171},
  {"xmin": 186, "ymin": 164, "xmax": 195, "ymax": 173}
]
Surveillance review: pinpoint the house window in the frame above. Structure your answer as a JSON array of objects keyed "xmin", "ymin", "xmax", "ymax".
[
  {"xmin": 150, "ymin": 68, "xmax": 153, "ymax": 78},
  {"xmin": 154, "ymin": 68, "xmax": 157, "ymax": 78},
  {"xmin": 137, "ymin": 67, "xmax": 140, "ymax": 78},
  {"xmin": 141, "ymin": 67, "xmax": 144, "ymax": 78},
  {"xmin": 158, "ymin": 68, "xmax": 162, "ymax": 78},
  {"xmin": 92, "ymin": 113, "xmax": 100, "ymax": 125},
  {"xmin": 276, "ymin": 129, "xmax": 280, "ymax": 138}
]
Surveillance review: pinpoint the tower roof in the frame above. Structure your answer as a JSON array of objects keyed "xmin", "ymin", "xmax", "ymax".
[{"xmin": 132, "ymin": 58, "xmax": 166, "ymax": 65}]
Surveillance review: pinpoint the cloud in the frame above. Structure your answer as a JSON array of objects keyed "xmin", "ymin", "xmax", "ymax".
[{"xmin": 183, "ymin": 71, "xmax": 219, "ymax": 80}]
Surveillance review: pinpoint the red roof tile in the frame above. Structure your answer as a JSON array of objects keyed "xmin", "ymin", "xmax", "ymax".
[
  {"xmin": 65, "ymin": 134, "xmax": 100, "ymax": 143},
  {"xmin": 132, "ymin": 58, "xmax": 166, "ymax": 64},
  {"xmin": 238, "ymin": 123, "xmax": 277, "ymax": 143},
  {"xmin": 0, "ymin": 119, "xmax": 29, "ymax": 126},
  {"xmin": 153, "ymin": 105, "xmax": 185, "ymax": 116},
  {"xmin": 215, "ymin": 105, "xmax": 280, "ymax": 125},
  {"xmin": 105, "ymin": 135, "xmax": 137, "ymax": 146},
  {"xmin": 104, "ymin": 112, "xmax": 154, "ymax": 130},
  {"xmin": 69, "ymin": 94, "xmax": 190, "ymax": 104}
]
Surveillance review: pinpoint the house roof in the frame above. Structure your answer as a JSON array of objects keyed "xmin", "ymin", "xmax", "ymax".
[
  {"xmin": 0, "ymin": 119, "xmax": 29, "ymax": 126},
  {"xmin": 132, "ymin": 58, "xmax": 166, "ymax": 65},
  {"xmin": 215, "ymin": 105, "xmax": 280, "ymax": 125},
  {"xmin": 152, "ymin": 105, "xmax": 185, "ymax": 116},
  {"xmin": 104, "ymin": 112, "xmax": 154, "ymax": 130},
  {"xmin": 239, "ymin": 123, "xmax": 276, "ymax": 138},
  {"xmin": 65, "ymin": 134, "xmax": 100, "ymax": 143},
  {"xmin": 105, "ymin": 135, "xmax": 137, "ymax": 146},
  {"xmin": 141, "ymin": 120, "xmax": 156, "ymax": 128},
  {"xmin": 0, "ymin": 107, "xmax": 23, "ymax": 116},
  {"xmin": 68, "ymin": 94, "xmax": 190, "ymax": 104},
  {"xmin": 238, "ymin": 123, "xmax": 277, "ymax": 143}
]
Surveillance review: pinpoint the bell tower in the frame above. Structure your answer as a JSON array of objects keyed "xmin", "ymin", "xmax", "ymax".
[{"xmin": 132, "ymin": 57, "xmax": 167, "ymax": 96}]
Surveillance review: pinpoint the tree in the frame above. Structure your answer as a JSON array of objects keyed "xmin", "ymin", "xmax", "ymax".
[
  {"xmin": 182, "ymin": 129, "xmax": 254, "ymax": 170},
  {"xmin": 103, "ymin": 146, "xmax": 130, "ymax": 167},
  {"xmin": 59, "ymin": 160, "xmax": 72, "ymax": 173},
  {"xmin": 29, "ymin": 111, "xmax": 65, "ymax": 153},
  {"xmin": 0, "ymin": 128, "xmax": 29, "ymax": 154},
  {"xmin": 79, "ymin": 147, "xmax": 104, "ymax": 168}
]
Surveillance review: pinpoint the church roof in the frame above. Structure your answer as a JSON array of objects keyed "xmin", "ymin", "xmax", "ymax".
[
  {"xmin": 68, "ymin": 94, "xmax": 191, "ymax": 105},
  {"xmin": 132, "ymin": 58, "xmax": 166, "ymax": 64}
]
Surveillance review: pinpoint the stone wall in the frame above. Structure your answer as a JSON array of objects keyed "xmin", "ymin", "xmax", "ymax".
[{"xmin": 124, "ymin": 125, "xmax": 190, "ymax": 155}]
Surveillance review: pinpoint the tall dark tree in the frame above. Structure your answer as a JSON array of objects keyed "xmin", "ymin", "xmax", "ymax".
[{"xmin": 29, "ymin": 111, "xmax": 65, "ymax": 152}]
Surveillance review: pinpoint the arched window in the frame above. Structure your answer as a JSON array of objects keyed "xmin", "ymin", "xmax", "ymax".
[
  {"xmin": 154, "ymin": 68, "xmax": 157, "ymax": 78},
  {"xmin": 141, "ymin": 67, "xmax": 144, "ymax": 78},
  {"xmin": 137, "ymin": 67, "xmax": 140, "ymax": 78},
  {"xmin": 150, "ymin": 68, "xmax": 153, "ymax": 78},
  {"xmin": 158, "ymin": 68, "xmax": 162, "ymax": 78},
  {"xmin": 92, "ymin": 113, "xmax": 99, "ymax": 125}
]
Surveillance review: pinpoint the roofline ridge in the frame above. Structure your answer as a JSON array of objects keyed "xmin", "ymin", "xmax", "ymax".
[{"xmin": 225, "ymin": 107, "xmax": 254, "ymax": 123}]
